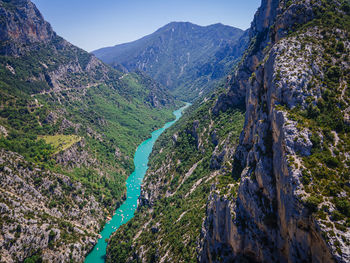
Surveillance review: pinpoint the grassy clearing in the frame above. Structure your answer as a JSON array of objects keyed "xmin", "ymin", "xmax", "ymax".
[{"xmin": 38, "ymin": 135, "xmax": 81, "ymax": 154}]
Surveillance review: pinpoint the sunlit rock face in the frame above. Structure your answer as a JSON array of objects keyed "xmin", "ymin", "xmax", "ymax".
[
  {"xmin": 200, "ymin": 0, "xmax": 350, "ymax": 262},
  {"xmin": 0, "ymin": 0, "xmax": 56, "ymax": 55}
]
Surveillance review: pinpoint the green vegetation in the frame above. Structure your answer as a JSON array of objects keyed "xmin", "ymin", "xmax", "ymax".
[
  {"xmin": 93, "ymin": 22, "xmax": 248, "ymax": 102},
  {"xmin": 0, "ymin": 36, "xmax": 109, "ymax": 102},
  {"xmin": 311, "ymin": 0, "xmax": 350, "ymax": 31},
  {"xmin": 305, "ymin": 196, "xmax": 322, "ymax": 213},
  {"xmin": 0, "ymin": 33, "xmax": 177, "ymax": 214},
  {"xmin": 284, "ymin": 0, "xmax": 350, "ymax": 34},
  {"xmin": 277, "ymin": 1, "xmax": 350, "ymax": 231},
  {"xmin": 106, "ymin": 94, "xmax": 245, "ymax": 262},
  {"xmin": 0, "ymin": 71, "xmax": 176, "ymax": 217},
  {"xmin": 0, "ymin": 100, "xmax": 56, "ymax": 165},
  {"xmin": 23, "ymin": 252, "xmax": 43, "ymax": 263},
  {"xmin": 0, "ymin": 3, "xmax": 178, "ymax": 260}
]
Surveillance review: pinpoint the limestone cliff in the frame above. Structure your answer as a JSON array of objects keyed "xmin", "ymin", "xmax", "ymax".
[
  {"xmin": 0, "ymin": 0, "xmax": 55, "ymax": 56},
  {"xmin": 200, "ymin": 0, "xmax": 350, "ymax": 262}
]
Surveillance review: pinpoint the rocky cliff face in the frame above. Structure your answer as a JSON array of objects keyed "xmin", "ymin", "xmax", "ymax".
[
  {"xmin": 0, "ymin": 150, "xmax": 104, "ymax": 262},
  {"xmin": 0, "ymin": 0, "xmax": 55, "ymax": 55},
  {"xmin": 213, "ymin": 0, "xmax": 314, "ymax": 111},
  {"xmin": 200, "ymin": 0, "xmax": 350, "ymax": 262}
]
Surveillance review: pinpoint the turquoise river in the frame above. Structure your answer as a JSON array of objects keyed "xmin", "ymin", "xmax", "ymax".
[{"xmin": 85, "ymin": 103, "xmax": 190, "ymax": 263}]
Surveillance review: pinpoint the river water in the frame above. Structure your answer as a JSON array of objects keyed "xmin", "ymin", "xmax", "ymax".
[{"xmin": 85, "ymin": 103, "xmax": 189, "ymax": 263}]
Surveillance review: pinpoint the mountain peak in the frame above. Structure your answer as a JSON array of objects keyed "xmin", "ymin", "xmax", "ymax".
[
  {"xmin": 165, "ymin": 21, "xmax": 195, "ymax": 26},
  {"xmin": 93, "ymin": 21, "xmax": 247, "ymax": 101},
  {"xmin": 158, "ymin": 21, "xmax": 239, "ymax": 32},
  {"xmin": 155, "ymin": 21, "xmax": 199, "ymax": 32}
]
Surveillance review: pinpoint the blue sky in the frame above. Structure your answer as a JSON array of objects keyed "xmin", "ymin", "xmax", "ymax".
[{"xmin": 32, "ymin": 0, "xmax": 261, "ymax": 52}]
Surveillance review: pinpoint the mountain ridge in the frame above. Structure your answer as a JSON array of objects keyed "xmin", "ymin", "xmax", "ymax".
[
  {"xmin": 93, "ymin": 21, "xmax": 249, "ymax": 101},
  {"xmin": 94, "ymin": 22, "xmax": 243, "ymax": 55}
]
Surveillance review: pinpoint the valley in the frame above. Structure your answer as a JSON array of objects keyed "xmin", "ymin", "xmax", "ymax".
[
  {"xmin": 85, "ymin": 103, "xmax": 190, "ymax": 263},
  {"xmin": 0, "ymin": 0, "xmax": 178, "ymax": 261},
  {"xmin": 0, "ymin": 0, "xmax": 349, "ymax": 262}
]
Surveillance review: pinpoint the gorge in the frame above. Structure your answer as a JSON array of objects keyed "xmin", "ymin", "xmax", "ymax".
[
  {"xmin": 85, "ymin": 103, "xmax": 190, "ymax": 263},
  {"xmin": 0, "ymin": 0, "xmax": 349, "ymax": 262}
]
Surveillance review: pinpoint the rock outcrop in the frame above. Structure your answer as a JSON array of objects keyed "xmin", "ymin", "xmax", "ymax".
[
  {"xmin": 0, "ymin": 0, "xmax": 55, "ymax": 56},
  {"xmin": 0, "ymin": 150, "xmax": 104, "ymax": 262},
  {"xmin": 213, "ymin": 0, "xmax": 316, "ymax": 113},
  {"xmin": 199, "ymin": 0, "xmax": 350, "ymax": 262},
  {"xmin": 54, "ymin": 139, "xmax": 96, "ymax": 169}
]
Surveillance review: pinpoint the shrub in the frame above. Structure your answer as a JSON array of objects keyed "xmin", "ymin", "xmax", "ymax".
[
  {"xmin": 307, "ymin": 104, "xmax": 320, "ymax": 118},
  {"xmin": 305, "ymin": 196, "xmax": 321, "ymax": 213},
  {"xmin": 324, "ymin": 156, "xmax": 340, "ymax": 168},
  {"xmin": 326, "ymin": 66, "xmax": 341, "ymax": 83},
  {"xmin": 332, "ymin": 210, "xmax": 345, "ymax": 221},
  {"xmin": 24, "ymin": 251, "xmax": 43, "ymax": 263},
  {"xmin": 336, "ymin": 41, "xmax": 345, "ymax": 52},
  {"xmin": 310, "ymin": 133, "xmax": 321, "ymax": 151},
  {"xmin": 335, "ymin": 198, "xmax": 350, "ymax": 217}
]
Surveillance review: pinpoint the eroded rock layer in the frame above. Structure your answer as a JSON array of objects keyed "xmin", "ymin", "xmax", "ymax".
[{"xmin": 200, "ymin": 0, "xmax": 350, "ymax": 262}]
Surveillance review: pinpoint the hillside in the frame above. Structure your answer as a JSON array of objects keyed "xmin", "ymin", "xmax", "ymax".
[
  {"xmin": 106, "ymin": 91, "xmax": 245, "ymax": 262},
  {"xmin": 0, "ymin": 0, "xmax": 177, "ymax": 262},
  {"xmin": 106, "ymin": 0, "xmax": 350, "ymax": 262},
  {"xmin": 93, "ymin": 22, "xmax": 249, "ymax": 101}
]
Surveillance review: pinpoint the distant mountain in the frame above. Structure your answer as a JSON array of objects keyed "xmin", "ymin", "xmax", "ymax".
[
  {"xmin": 93, "ymin": 22, "xmax": 249, "ymax": 101},
  {"xmin": 0, "ymin": 0, "xmax": 176, "ymax": 261}
]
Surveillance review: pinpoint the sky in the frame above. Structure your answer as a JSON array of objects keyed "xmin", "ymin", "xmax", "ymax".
[{"xmin": 32, "ymin": 0, "xmax": 261, "ymax": 52}]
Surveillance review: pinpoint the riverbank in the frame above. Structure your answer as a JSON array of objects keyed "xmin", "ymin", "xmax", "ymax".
[{"xmin": 85, "ymin": 103, "xmax": 190, "ymax": 263}]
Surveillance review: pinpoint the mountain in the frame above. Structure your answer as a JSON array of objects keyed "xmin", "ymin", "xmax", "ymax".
[
  {"xmin": 2, "ymin": 0, "xmax": 350, "ymax": 262},
  {"xmin": 0, "ymin": 0, "xmax": 177, "ymax": 262},
  {"xmin": 106, "ymin": 0, "xmax": 350, "ymax": 262},
  {"xmin": 93, "ymin": 22, "xmax": 249, "ymax": 101}
]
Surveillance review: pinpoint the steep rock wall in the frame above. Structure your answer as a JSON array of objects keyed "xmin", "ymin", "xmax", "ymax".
[
  {"xmin": 200, "ymin": 0, "xmax": 350, "ymax": 262},
  {"xmin": 0, "ymin": 0, "xmax": 55, "ymax": 55}
]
